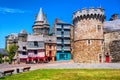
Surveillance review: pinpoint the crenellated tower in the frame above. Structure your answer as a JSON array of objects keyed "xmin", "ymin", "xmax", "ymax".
[
  {"xmin": 32, "ymin": 8, "xmax": 49, "ymax": 35},
  {"xmin": 72, "ymin": 8, "xmax": 105, "ymax": 63}
]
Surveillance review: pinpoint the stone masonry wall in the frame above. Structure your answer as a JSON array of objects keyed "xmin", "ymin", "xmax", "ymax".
[
  {"xmin": 73, "ymin": 19, "xmax": 104, "ymax": 63},
  {"xmin": 74, "ymin": 40, "xmax": 103, "ymax": 63},
  {"xmin": 105, "ymin": 31, "xmax": 120, "ymax": 62},
  {"xmin": 110, "ymin": 40, "xmax": 120, "ymax": 62},
  {"xmin": 74, "ymin": 19, "xmax": 103, "ymax": 40},
  {"xmin": 70, "ymin": 25, "xmax": 74, "ymax": 59}
]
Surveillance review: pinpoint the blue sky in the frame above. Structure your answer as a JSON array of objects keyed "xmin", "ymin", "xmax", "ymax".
[{"xmin": 0, "ymin": 0, "xmax": 120, "ymax": 48}]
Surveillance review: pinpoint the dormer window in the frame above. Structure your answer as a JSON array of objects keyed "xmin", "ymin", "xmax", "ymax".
[{"xmin": 34, "ymin": 41, "xmax": 38, "ymax": 46}]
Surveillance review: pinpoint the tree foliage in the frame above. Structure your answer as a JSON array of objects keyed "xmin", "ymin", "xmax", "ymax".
[
  {"xmin": 48, "ymin": 33, "xmax": 53, "ymax": 36},
  {"xmin": 6, "ymin": 44, "xmax": 18, "ymax": 63},
  {"xmin": 0, "ymin": 53, "xmax": 3, "ymax": 63}
]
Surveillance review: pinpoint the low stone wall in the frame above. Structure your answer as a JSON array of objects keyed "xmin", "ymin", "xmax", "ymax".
[{"xmin": 110, "ymin": 40, "xmax": 120, "ymax": 62}]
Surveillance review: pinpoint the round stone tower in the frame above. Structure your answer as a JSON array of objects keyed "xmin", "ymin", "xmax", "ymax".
[{"xmin": 72, "ymin": 8, "xmax": 105, "ymax": 63}]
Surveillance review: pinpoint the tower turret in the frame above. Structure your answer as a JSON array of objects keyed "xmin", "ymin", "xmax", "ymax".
[
  {"xmin": 72, "ymin": 8, "xmax": 105, "ymax": 63},
  {"xmin": 32, "ymin": 8, "xmax": 49, "ymax": 35}
]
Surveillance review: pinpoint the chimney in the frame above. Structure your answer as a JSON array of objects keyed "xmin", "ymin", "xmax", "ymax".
[{"xmin": 55, "ymin": 18, "xmax": 58, "ymax": 23}]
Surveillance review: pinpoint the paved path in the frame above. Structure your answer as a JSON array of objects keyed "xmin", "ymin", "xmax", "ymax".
[
  {"xmin": 0, "ymin": 60, "xmax": 120, "ymax": 73},
  {"xmin": 31, "ymin": 61, "xmax": 120, "ymax": 70}
]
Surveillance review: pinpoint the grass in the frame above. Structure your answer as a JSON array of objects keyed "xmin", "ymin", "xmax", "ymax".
[{"xmin": 0, "ymin": 69, "xmax": 120, "ymax": 80}]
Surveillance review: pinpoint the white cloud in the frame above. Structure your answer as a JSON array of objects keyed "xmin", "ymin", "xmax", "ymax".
[{"xmin": 0, "ymin": 7, "xmax": 31, "ymax": 14}]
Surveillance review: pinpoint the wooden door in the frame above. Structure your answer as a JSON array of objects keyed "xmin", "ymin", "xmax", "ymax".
[{"xmin": 106, "ymin": 56, "xmax": 110, "ymax": 63}]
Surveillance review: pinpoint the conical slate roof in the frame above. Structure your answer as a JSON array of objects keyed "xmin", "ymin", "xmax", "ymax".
[
  {"xmin": 43, "ymin": 14, "xmax": 49, "ymax": 24},
  {"xmin": 36, "ymin": 8, "xmax": 44, "ymax": 21},
  {"xmin": 35, "ymin": 8, "xmax": 49, "ymax": 25}
]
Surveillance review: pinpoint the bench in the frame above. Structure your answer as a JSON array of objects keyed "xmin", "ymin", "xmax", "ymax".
[
  {"xmin": 0, "ymin": 69, "xmax": 14, "ymax": 77},
  {"xmin": 22, "ymin": 66, "xmax": 31, "ymax": 72}
]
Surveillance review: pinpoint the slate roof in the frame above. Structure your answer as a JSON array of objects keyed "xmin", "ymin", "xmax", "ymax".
[
  {"xmin": 8, "ymin": 33, "xmax": 18, "ymax": 40},
  {"xmin": 0, "ymin": 48, "xmax": 8, "ymax": 56},
  {"xmin": 104, "ymin": 19, "xmax": 120, "ymax": 33},
  {"xmin": 27, "ymin": 35, "xmax": 44, "ymax": 41},
  {"xmin": 36, "ymin": 8, "xmax": 44, "ymax": 22},
  {"xmin": 20, "ymin": 30, "xmax": 27, "ymax": 34},
  {"xmin": 55, "ymin": 18, "xmax": 71, "ymax": 25},
  {"xmin": 44, "ymin": 35, "xmax": 56, "ymax": 43},
  {"xmin": 35, "ymin": 8, "xmax": 49, "ymax": 24}
]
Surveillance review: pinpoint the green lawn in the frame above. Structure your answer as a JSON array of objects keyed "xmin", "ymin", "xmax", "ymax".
[{"xmin": 0, "ymin": 69, "xmax": 120, "ymax": 80}]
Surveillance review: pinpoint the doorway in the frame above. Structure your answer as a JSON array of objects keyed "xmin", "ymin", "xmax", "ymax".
[
  {"xmin": 105, "ymin": 53, "xmax": 110, "ymax": 63},
  {"xmin": 106, "ymin": 56, "xmax": 110, "ymax": 63},
  {"xmin": 48, "ymin": 51, "xmax": 52, "ymax": 61}
]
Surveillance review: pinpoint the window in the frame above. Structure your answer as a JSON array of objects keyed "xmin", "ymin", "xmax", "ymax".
[
  {"xmin": 60, "ymin": 54, "xmax": 64, "ymax": 59},
  {"xmin": 99, "ymin": 54, "xmax": 102, "ymax": 63},
  {"xmin": 87, "ymin": 40, "xmax": 91, "ymax": 45},
  {"xmin": 34, "ymin": 50, "xmax": 37, "ymax": 54},
  {"xmin": 39, "ymin": 42, "xmax": 44, "ymax": 47},
  {"xmin": 65, "ymin": 54, "xmax": 68, "ymax": 58},
  {"xmin": 49, "ymin": 40, "xmax": 52, "ymax": 42},
  {"xmin": 57, "ymin": 38, "xmax": 61, "ymax": 42},
  {"xmin": 97, "ymin": 25, "xmax": 101, "ymax": 31},
  {"xmin": 57, "ymin": 30, "xmax": 61, "ymax": 35},
  {"xmin": 23, "ymin": 46, "xmax": 26, "ymax": 50},
  {"xmin": 34, "ymin": 29, "xmax": 36, "ymax": 32},
  {"xmin": 61, "ymin": 31, "xmax": 64, "ymax": 34},
  {"xmin": 22, "ymin": 52, "xmax": 26, "ymax": 55},
  {"xmin": 100, "ymin": 40, "xmax": 104, "ymax": 45},
  {"xmin": 49, "ymin": 45, "xmax": 52, "ymax": 49},
  {"xmin": 49, "ymin": 51, "xmax": 52, "ymax": 56},
  {"xmin": 106, "ymin": 52, "xmax": 109, "ymax": 55},
  {"xmin": 64, "ymin": 31, "xmax": 70, "ymax": 35},
  {"xmin": 88, "ymin": 40, "xmax": 90, "ymax": 44},
  {"xmin": 57, "ymin": 25, "xmax": 61, "ymax": 28},
  {"xmin": 34, "ymin": 41, "xmax": 38, "ymax": 46}
]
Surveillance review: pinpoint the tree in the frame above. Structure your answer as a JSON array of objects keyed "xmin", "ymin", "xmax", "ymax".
[
  {"xmin": 6, "ymin": 44, "xmax": 18, "ymax": 63},
  {"xmin": 0, "ymin": 53, "xmax": 3, "ymax": 63},
  {"xmin": 48, "ymin": 33, "xmax": 53, "ymax": 36}
]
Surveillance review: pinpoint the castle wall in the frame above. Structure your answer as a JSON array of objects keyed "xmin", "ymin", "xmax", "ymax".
[
  {"xmin": 110, "ymin": 40, "xmax": 120, "ymax": 62},
  {"xmin": 70, "ymin": 25, "xmax": 74, "ymax": 59},
  {"xmin": 72, "ymin": 8, "xmax": 104, "ymax": 63},
  {"xmin": 104, "ymin": 31, "xmax": 120, "ymax": 62},
  {"xmin": 74, "ymin": 19, "xmax": 103, "ymax": 40},
  {"xmin": 74, "ymin": 40, "xmax": 103, "ymax": 63}
]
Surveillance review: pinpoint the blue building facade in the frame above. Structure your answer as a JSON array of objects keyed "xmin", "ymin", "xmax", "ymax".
[{"xmin": 52, "ymin": 19, "xmax": 71, "ymax": 61}]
